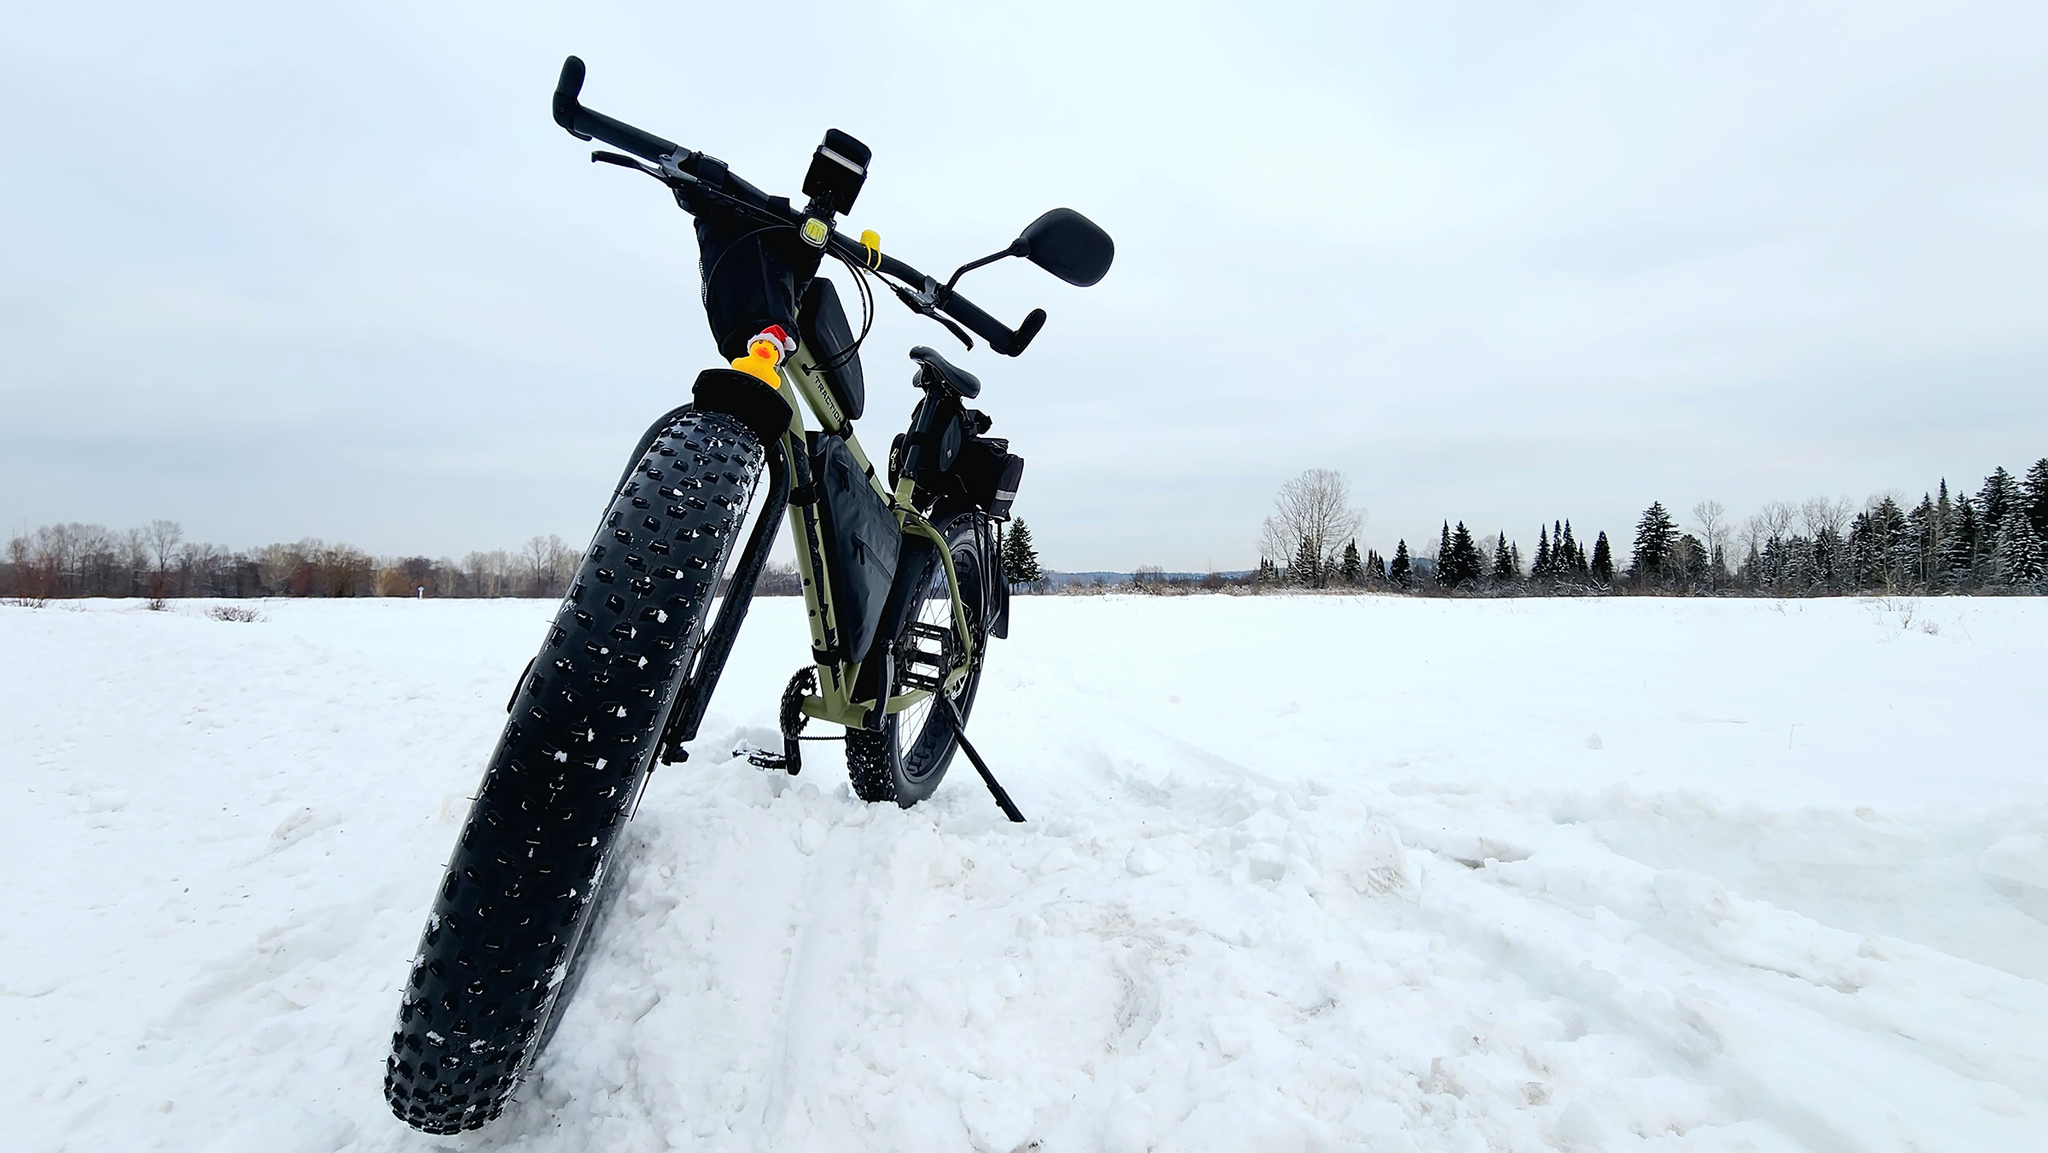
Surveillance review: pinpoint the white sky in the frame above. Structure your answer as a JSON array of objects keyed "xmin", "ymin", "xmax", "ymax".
[{"xmin": 4, "ymin": 0, "xmax": 2044, "ymax": 570}]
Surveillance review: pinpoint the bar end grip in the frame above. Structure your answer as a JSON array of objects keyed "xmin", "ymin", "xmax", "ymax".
[
  {"xmin": 1006, "ymin": 309, "xmax": 1047, "ymax": 357},
  {"xmin": 554, "ymin": 56, "xmax": 591, "ymax": 139}
]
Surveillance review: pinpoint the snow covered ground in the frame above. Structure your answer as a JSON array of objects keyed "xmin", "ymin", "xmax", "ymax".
[{"xmin": 5, "ymin": 594, "xmax": 2046, "ymax": 1152}]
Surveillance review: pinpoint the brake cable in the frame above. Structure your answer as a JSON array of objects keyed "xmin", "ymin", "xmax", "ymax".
[{"xmin": 817, "ymin": 248, "xmax": 877, "ymax": 374}]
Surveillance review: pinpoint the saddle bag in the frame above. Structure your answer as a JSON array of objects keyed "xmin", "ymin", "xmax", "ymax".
[
  {"xmin": 810, "ymin": 434, "xmax": 900, "ymax": 663},
  {"xmin": 952, "ymin": 436, "xmax": 1025, "ymax": 521}
]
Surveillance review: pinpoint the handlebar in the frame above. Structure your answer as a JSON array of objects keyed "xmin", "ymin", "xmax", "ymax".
[
  {"xmin": 823, "ymin": 235, "xmax": 1046, "ymax": 356},
  {"xmin": 552, "ymin": 56, "xmax": 1044, "ymax": 357},
  {"xmin": 554, "ymin": 57, "xmax": 676, "ymax": 163}
]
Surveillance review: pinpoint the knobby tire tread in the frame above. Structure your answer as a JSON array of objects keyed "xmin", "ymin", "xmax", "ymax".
[{"xmin": 385, "ymin": 411, "xmax": 762, "ymax": 1134}]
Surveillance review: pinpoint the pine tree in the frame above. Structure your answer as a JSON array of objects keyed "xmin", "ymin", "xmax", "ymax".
[
  {"xmin": 1436, "ymin": 522, "xmax": 1453, "ymax": 586},
  {"xmin": 1290, "ymin": 534, "xmax": 1322, "ymax": 587},
  {"xmin": 1365, "ymin": 548, "xmax": 1387, "ymax": 583},
  {"xmin": 1438, "ymin": 522, "xmax": 1483, "ymax": 588},
  {"xmin": 1534, "ymin": 526, "xmax": 1552, "ymax": 579},
  {"xmin": 1674, "ymin": 535, "xmax": 1708, "ymax": 589},
  {"xmin": 1491, "ymin": 532, "xmax": 1517, "ymax": 582},
  {"xmin": 1560, "ymin": 520, "xmax": 1581, "ymax": 577},
  {"xmin": 1339, "ymin": 539, "xmax": 1363, "ymax": 585},
  {"xmin": 1979, "ymin": 466, "xmax": 2016, "ymax": 538},
  {"xmin": 1390, "ymin": 540, "xmax": 1412, "ymax": 587},
  {"xmin": 1999, "ymin": 509, "xmax": 2045, "ymax": 588},
  {"xmin": 1457, "ymin": 527, "xmax": 1484, "ymax": 582},
  {"xmin": 1941, "ymin": 496, "xmax": 1977, "ymax": 587},
  {"xmin": 1909, "ymin": 494, "xmax": 1938, "ymax": 589},
  {"xmin": 1591, "ymin": 532, "xmax": 1614, "ymax": 585},
  {"xmin": 1001, "ymin": 518, "xmax": 1043, "ymax": 585},
  {"xmin": 1868, "ymin": 497, "xmax": 1910, "ymax": 591},
  {"xmin": 1630, "ymin": 502, "xmax": 1678, "ymax": 585},
  {"xmin": 2024, "ymin": 459, "xmax": 2048, "ymax": 537}
]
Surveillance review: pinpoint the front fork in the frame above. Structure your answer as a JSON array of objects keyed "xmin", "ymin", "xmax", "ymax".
[{"xmin": 652, "ymin": 430, "xmax": 791, "ymax": 765}]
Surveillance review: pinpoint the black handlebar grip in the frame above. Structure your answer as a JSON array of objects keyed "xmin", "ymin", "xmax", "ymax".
[
  {"xmin": 553, "ymin": 56, "xmax": 588, "ymax": 136},
  {"xmin": 1011, "ymin": 308, "xmax": 1047, "ymax": 355},
  {"xmin": 942, "ymin": 293, "xmax": 1028, "ymax": 357},
  {"xmin": 549, "ymin": 55, "xmax": 681, "ymax": 163}
]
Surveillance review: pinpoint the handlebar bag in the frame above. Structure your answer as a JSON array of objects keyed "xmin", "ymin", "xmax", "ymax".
[
  {"xmin": 798, "ymin": 277, "xmax": 865, "ymax": 420},
  {"xmin": 811, "ymin": 433, "xmax": 900, "ymax": 664},
  {"xmin": 694, "ymin": 207, "xmax": 824, "ymax": 361}
]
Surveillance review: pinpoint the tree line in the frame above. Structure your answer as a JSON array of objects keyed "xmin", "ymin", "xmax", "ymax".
[
  {"xmin": 11, "ymin": 459, "xmax": 2043, "ymax": 604},
  {"xmin": 2, "ymin": 521, "xmax": 582, "ymax": 602},
  {"xmin": 3, "ymin": 515, "xmax": 1052, "ymax": 604},
  {"xmin": 1249, "ymin": 456, "xmax": 2048, "ymax": 596}
]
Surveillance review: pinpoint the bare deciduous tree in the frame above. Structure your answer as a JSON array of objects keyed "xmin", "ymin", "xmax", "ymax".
[
  {"xmin": 521, "ymin": 534, "xmax": 576, "ymax": 597},
  {"xmin": 463, "ymin": 550, "xmax": 514, "ymax": 597},
  {"xmin": 1799, "ymin": 496, "xmax": 1852, "ymax": 538},
  {"xmin": 145, "ymin": 519, "xmax": 183, "ymax": 574},
  {"xmin": 315, "ymin": 544, "xmax": 374, "ymax": 596},
  {"xmin": 123, "ymin": 527, "xmax": 149, "ymax": 590},
  {"xmin": 1691, "ymin": 500, "xmax": 1730, "ymax": 578},
  {"xmin": 1259, "ymin": 468, "xmax": 1365, "ymax": 588},
  {"xmin": 1760, "ymin": 501, "xmax": 1794, "ymax": 542},
  {"xmin": 1740, "ymin": 514, "xmax": 1766, "ymax": 559}
]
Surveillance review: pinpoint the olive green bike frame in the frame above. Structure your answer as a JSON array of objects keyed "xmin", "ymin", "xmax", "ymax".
[{"xmin": 756, "ymin": 338, "xmax": 975, "ymax": 730}]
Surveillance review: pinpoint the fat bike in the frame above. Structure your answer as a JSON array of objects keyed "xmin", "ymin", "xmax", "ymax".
[{"xmin": 384, "ymin": 56, "xmax": 1113, "ymax": 1133}]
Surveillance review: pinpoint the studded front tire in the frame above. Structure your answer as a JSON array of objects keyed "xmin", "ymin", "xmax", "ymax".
[{"xmin": 384, "ymin": 410, "xmax": 763, "ymax": 1134}]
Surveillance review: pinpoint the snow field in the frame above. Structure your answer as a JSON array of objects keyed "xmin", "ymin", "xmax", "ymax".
[{"xmin": 4, "ymin": 595, "xmax": 2046, "ymax": 1151}]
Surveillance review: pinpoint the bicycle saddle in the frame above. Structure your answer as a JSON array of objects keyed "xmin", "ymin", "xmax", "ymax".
[{"xmin": 909, "ymin": 345, "xmax": 982, "ymax": 399}]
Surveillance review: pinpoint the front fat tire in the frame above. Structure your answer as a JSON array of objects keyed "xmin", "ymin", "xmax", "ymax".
[
  {"xmin": 847, "ymin": 512, "xmax": 989, "ymax": 808},
  {"xmin": 384, "ymin": 411, "xmax": 763, "ymax": 1134}
]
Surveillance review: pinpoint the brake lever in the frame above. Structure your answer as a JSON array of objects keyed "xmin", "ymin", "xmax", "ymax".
[
  {"xmin": 887, "ymin": 282, "xmax": 975, "ymax": 351},
  {"xmin": 933, "ymin": 313, "xmax": 974, "ymax": 351},
  {"xmin": 592, "ymin": 149, "xmax": 660, "ymax": 176},
  {"xmin": 597, "ymin": 148, "xmax": 798, "ymax": 238}
]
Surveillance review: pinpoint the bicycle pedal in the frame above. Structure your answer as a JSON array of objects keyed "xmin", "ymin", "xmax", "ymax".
[
  {"xmin": 896, "ymin": 620, "xmax": 958, "ymax": 693},
  {"xmin": 734, "ymin": 741, "xmax": 794, "ymax": 773}
]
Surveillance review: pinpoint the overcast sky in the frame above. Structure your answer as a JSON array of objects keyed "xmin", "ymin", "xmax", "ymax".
[{"xmin": 4, "ymin": 1, "xmax": 2045, "ymax": 571}]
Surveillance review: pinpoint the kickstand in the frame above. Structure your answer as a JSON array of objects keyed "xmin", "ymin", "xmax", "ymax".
[{"xmin": 940, "ymin": 695, "xmax": 1025, "ymax": 823}]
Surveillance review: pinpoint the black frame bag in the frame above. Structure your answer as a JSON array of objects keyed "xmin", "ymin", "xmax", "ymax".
[{"xmin": 811, "ymin": 434, "xmax": 900, "ymax": 662}]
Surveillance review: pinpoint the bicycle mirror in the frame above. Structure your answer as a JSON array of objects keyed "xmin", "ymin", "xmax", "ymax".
[{"xmin": 1019, "ymin": 208, "xmax": 1114, "ymax": 287}]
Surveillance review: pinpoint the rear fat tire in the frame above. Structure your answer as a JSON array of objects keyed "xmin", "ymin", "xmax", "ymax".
[
  {"xmin": 847, "ymin": 512, "xmax": 990, "ymax": 807},
  {"xmin": 384, "ymin": 411, "xmax": 763, "ymax": 1134}
]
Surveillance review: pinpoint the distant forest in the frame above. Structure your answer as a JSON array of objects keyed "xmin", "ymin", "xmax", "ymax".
[
  {"xmin": 1237, "ymin": 457, "xmax": 2048, "ymax": 597},
  {"xmin": 1, "ymin": 525, "xmax": 585, "ymax": 603},
  {"xmin": 5, "ymin": 459, "xmax": 2044, "ymax": 603}
]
